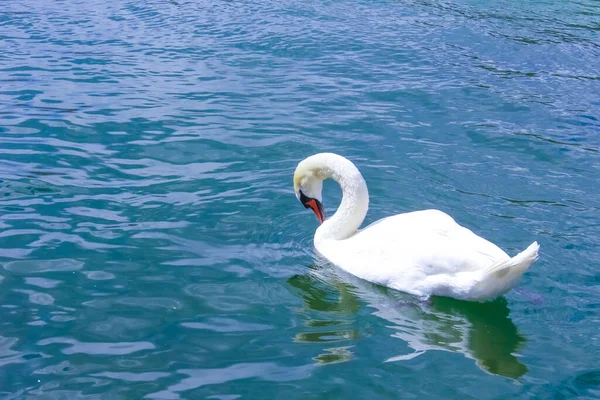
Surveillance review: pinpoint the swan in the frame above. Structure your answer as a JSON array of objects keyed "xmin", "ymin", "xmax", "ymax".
[{"xmin": 293, "ymin": 153, "xmax": 539, "ymax": 302}]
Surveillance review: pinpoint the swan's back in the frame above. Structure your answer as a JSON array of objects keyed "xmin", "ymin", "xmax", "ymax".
[{"xmin": 315, "ymin": 209, "xmax": 511, "ymax": 295}]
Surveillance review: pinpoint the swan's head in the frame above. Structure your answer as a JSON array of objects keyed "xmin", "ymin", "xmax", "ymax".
[{"xmin": 293, "ymin": 158, "xmax": 326, "ymax": 224}]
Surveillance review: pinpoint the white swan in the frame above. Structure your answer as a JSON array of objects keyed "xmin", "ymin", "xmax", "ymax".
[{"xmin": 293, "ymin": 153, "xmax": 539, "ymax": 302}]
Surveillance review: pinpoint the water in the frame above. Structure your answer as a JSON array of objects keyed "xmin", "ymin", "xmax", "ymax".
[{"xmin": 1, "ymin": 0, "xmax": 599, "ymax": 398}]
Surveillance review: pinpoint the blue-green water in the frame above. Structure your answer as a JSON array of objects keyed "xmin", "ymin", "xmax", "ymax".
[{"xmin": 1, "ymin": 0, "xmax": 599, "ymax": 398}]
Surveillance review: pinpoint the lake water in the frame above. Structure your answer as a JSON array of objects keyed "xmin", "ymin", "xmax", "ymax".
[{"xmin": 1, "ymin": 0, "xmax": 599, "ymax": 398}]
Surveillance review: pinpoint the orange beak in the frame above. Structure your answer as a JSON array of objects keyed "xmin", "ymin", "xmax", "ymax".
[
  {"xmin": 305, "ymin": 199, "xmax": 325, "ymax": 224},
  {"xmin": 299, "ymin": 191, "xmax": 326, "ymax": 224}
]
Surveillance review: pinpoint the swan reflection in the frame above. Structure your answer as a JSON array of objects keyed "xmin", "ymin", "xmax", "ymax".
[{"xmin": 288, "ymin": 263, "xmax": 528, "ymax": 378}]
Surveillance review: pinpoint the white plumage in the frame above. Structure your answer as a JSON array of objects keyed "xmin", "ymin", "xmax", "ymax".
[{"xmin": 293, "ymin": 153, "xmax": 539, "ymax": 302}]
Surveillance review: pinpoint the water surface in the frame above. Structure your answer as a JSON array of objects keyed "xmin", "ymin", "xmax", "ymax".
[{"xmin": 1, "ymin": 0, "xmax": 599, "ymax": 398}]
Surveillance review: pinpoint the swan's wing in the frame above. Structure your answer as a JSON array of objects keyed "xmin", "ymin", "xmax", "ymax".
[{"xmin": 318, "ymin": 210, "xmax": 510, "ymax": 289}]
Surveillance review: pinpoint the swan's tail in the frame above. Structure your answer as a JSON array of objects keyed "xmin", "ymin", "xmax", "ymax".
[{"xmin": 475, "ymin": 241, "xmax": 540, "ymax": 300}]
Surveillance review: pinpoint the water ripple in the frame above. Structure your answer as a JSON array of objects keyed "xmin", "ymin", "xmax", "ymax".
[
  {"xmin": 0, "ymin": 0, "xmax": 598, "ymax": 397},
  {"xmin": 37, "ymin": 338, "xmax": 155, "ymax": 356}
]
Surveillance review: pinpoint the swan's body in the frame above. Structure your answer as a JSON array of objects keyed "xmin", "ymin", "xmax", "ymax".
[{"xmin": 293, "ymin": 153, "xmax": 539, "ymax": 302}]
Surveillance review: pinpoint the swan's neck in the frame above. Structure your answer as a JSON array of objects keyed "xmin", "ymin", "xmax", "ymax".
[{"xmin": 315, "ymin": 155, "xmax": 369, "ymax": 242}]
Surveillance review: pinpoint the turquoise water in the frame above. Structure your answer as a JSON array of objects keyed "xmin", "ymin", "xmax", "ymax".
[{"xmin": 1, "ymin": 0, "xmax": 599, "ymax": 398}]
